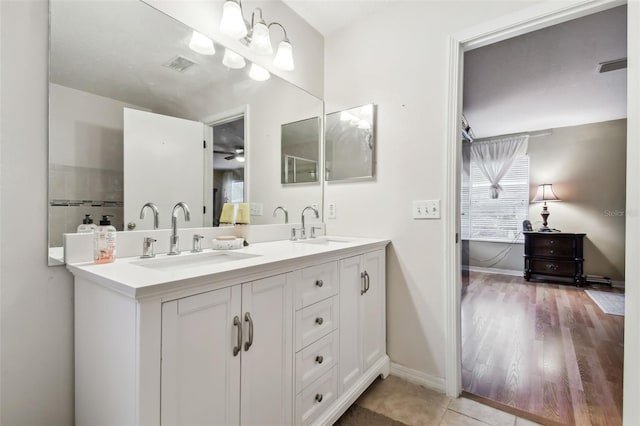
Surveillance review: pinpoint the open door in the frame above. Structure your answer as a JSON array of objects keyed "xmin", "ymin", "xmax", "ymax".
[{"xmin": 124, "ymin": 108, "xmax": 205, "ymax": 230}]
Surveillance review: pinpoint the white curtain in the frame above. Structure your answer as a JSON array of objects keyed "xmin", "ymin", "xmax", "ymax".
[{"xmin": 469, "ymin": 135, "xmax": 529, "ymax": 198}]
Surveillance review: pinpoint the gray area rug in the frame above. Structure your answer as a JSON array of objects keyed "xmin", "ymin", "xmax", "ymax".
[
  {"xmin": 585, "ymin": 289, "xmax": 625, "ymax": 316},
  {"xmin": 335, "ymin": 405, "xmax": 409, "ymax": 426}
]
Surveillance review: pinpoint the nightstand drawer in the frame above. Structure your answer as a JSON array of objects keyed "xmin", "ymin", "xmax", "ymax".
[
  {"xmin": 531, "ymin": 237, "xmax": 574, "ymax": 257},
  {"xmin": 530, "ymin": 259, "xmax": 576, "ymax": 276}
]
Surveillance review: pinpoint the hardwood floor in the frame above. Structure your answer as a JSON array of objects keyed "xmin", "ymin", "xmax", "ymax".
[{"xmin": 461, "ymin": 271, "xmax": 624, "ymax": 426}]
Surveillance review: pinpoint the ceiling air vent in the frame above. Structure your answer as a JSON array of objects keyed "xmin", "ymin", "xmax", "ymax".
[
  {"xmin": 163, "ymin": 55, "xmax": 197, "ymax": 73},
  {"xmin": 597, "ymin": 58, "xmax": 627, "ymax": 73}
]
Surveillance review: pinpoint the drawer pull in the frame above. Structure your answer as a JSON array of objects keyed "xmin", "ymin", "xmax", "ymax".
[
  {"xmin": 549, "ymin": 240, "xmax": 555, "ymax": 245},
  {"xmin": 315, "ymin": 317, "xmax": 324, "ymax": 325},
  {"xmin": 315, "ymin": 394, "xmax": 323, "ymax": 403},
  {"xmin": 315, "ymin": 279, "xmax": 323, "ymax": 288},
  {"xmin": 545, "ymin": 264, "xmax": 559, "ymax": 271},
  {"xmin": 315, "ymin": 355, "xmax": 324, "ymax": 364},
  {"xmin": 549, "ymin": 250, "xmax": 554, "ymax": 254}
]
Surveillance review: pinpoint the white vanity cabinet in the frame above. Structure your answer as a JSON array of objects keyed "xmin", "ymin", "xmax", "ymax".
[
  {"xmin": 69, "ymin": 238, "xmax": 389, "ymax": 426},
  {"xmin": 161, "ymin": 274, "xmax": 292, "ymax": 426},
  {"xmin": 339, "ymin": 249, "xmax": 386, "ymax": 394}
]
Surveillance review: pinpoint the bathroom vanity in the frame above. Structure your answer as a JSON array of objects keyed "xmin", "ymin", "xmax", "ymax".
[{"xmin": 67, "ymin": 236, "xmax": 389, "ymax": 425}]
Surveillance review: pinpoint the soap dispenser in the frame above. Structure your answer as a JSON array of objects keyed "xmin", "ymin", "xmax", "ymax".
[
  {"xmin": 77, "ymin": 214, "xmax": 98, "ymax": 233},
  {"xmin": 94, "ymin": 215, "xmax": 116, "ymax": 264}
]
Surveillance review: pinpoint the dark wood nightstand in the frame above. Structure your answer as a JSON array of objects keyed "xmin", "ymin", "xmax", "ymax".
[{"xmin": 523, "ymin": 232, "xmax": 586, "ymax": 286}]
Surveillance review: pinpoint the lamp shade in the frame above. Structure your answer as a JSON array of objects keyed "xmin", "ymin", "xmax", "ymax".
[
  {"xmin": 220, "ymin": 1, "xmax": 247, "ymax": 39},
  {"xmin": 273, "ymin": 40, "xmax": 294, "ymax": 71},
  {"xmin": 249, "ymin": 21, "xmax": 273, "ymax": 55},
  {"xmin": 248, "ymin": 63, "xmax": 270, "ymax": 81},
  {"xmin": 222, "ymin": 48, "xmax": 246, "ymax": 69},
  {"xmin": 188, "ymin": 31, "xmax": 216, "ymax": 55},
  {"xmin": 532, "ymin": 184, "xmax": 560, "ymax": 202}
]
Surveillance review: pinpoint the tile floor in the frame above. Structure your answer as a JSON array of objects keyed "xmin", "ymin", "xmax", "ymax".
[{"xmin": 342, "ymin": 375, "xmax": 541, "ymax": 426}]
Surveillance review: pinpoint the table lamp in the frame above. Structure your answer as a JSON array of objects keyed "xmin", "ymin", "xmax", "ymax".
[{"xmin": 531, "ymin": 184, "xmax": 560, "ymax": 231}]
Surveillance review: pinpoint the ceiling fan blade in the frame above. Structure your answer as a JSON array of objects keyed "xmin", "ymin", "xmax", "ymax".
[{"xmin": 224, "ymin": 154, "xmax": 236, "ymax": 160}]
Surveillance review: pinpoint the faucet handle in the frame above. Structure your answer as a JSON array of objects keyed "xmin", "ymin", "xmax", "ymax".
[
  {"xmin": 310, "ymin": 226, "xmax": 323, "ymax": 239},
  {"xmin": 192, "ymin": 234, "xmax": 204, "ymax": 253},
  {"xmin": 141, "ymin": 237, "xmax": 157, "ymax": 258}
]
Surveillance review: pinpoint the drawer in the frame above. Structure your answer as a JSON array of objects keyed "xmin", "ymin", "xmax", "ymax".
[
  {"xmin": 295, "ymin": 365, "xmax": 338, "ymax": 426},
  {"xmin": 530, "ymin": 259, "xmax": 576, "ymax": 276},
  {"xmin": 291, "ymin": 262, "xmax": 338, "ymax": 310},
  {"xmin": 296, "ymin": 331, "xmax": 338, "ymax": 393},
  {"xmin": 296, "ymin": 296, "xmax": 338, "ymax": 351},
  {"xmin": 530, "ymin": 237, "xmax": 574, "ymax": 257}
]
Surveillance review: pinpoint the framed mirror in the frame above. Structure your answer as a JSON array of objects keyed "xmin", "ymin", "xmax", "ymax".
[
  {"xmin": 48, "ymin": 0, "xmax": 323, "ymax": 265},
  {"xmin": 281, "ymin": 117, "xmax": 321, "ymax": 184},
  {"xmin": 325, "ymin": 104, "xmax": 376, "ymax": 182}
]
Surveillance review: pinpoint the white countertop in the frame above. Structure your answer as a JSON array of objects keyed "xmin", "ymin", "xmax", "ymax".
[{"xmin": 67, "ymin": 236, "xmax": 390, "ymax": 300}]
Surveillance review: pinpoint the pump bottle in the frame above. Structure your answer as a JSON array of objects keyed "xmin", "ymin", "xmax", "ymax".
[{"xmin": 94, "ymin": 215, "xmax": 116, "ymax": 264}]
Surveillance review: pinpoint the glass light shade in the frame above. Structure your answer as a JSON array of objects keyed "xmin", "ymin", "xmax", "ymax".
[
  {"xmin": 249, "ymin": 63, "xmax": 270, "ymax": 81},
  {"xmin": 220, "ymin": 1, "xmax": 248, "ymax": 39},
  {"xmin": 532, "ymin": 184, "xmax": 560, "ymax": 202},
  {"xmin": 249, "ymin": 22, "xmax": 273, "ymax": 55},
  {"xmin": 357, "ymin": 120, "xmax": 371, "ymax": 130},
  {"xmin": 222, "ymin": 48, "xmax": 246, "ymax": 69},
  {"xmin": 236, "ymin": 155, "xmax": 245, "ymax": 162},
  {"xmin": 273, "ymin": 40, "xmax": 294, "ymax": 71},
  {"xmin": 188, "ymin": 31, "xmax": 216, "ymax": 55},
  {"xmin": 340, "ymin": 111, "xmax": 353, "ymax": 121}
]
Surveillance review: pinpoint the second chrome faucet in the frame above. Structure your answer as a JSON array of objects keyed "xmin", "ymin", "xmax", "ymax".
[{"xmin": 168, "ymin": 202, "xmax": 191, "ymax": 255}]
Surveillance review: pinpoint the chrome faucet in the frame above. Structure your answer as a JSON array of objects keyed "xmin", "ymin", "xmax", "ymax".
[
  {"xmin": 273, "ymin": 206, "xmax": 289, "ymax": 224},
  {"xmin": 139, "ymin": 202, "xmax": 160, "ymax": 229},
  {"xmin": 168, "ymin": 202, "xmax": 191, "ymax": 255},
  {"xmin": 299, "ymin": 206, "xmax": 319, "ymax": 240}
]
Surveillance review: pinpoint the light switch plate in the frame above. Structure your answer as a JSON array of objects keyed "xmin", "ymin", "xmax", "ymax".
[
  {"xmin": 250, "ymin": 203, "xmax": 263, "ymax": 216},
  {"xmin": 328, "ymin": 203, "xmax": 336, "ymax": 219},
  {"xmin": 412, "ymin": 199, "xmax": 441, "ymax": 219}
]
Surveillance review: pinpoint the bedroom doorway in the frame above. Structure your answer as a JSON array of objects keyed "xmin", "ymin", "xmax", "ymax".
[{"xmin": 448, "ymin": 3, "xmax": 631, "ymax": 425}]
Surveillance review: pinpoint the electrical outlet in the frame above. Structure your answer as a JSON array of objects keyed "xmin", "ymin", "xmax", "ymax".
[
  {"xmin": 412, "ymin": 200, "xmax": 441, "ymax": 219},
  {"xmin": 328, "ymin": 203, "xmax": 336, "ymax": 219},
  {"xmin": 250, "ymin": 203, "xmax": 263, "ymax": 216}
]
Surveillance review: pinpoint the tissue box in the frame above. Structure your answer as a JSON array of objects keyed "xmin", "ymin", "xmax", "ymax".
[{"xmin": 211, "ymin": 238, "xmax": 244, "ymax": 250}]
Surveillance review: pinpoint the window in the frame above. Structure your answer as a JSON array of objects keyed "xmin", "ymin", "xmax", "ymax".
[{"xmin": 461, "ymin": 155, "xmax": 529, "ymax": 242}]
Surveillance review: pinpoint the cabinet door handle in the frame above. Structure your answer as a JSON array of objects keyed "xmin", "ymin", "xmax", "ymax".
[
  {"xmin": 545, "ymin": 263, "xmax": 559, "ymax": 271},
  {"xmin": 233, "ymin": 316, "xmax": 242, "ymax": 356},
  {"xmin": 360, "ymin": 272, "xmax": 366, "ymax": 295},
  {"xmin": 244, "ymin": 312, "xmax": 254, "ymax": 351},
  {"xmin": 364, "ymin": 271, "xmax": 370, "ymax": 293},
  {"xmin": 315, "ymin": 394, "xmax": 323, "ymax": 403},
  {"xmin": 315, "ymin": 317, "xmax": 324, "ymax": 325},
  {"xmin": 315, "ymin": 279, "xmax": 323, "ymax": 288},
  {"xmin": 315, "ymin": 355, "xmax": 324, "ymax": 364}
]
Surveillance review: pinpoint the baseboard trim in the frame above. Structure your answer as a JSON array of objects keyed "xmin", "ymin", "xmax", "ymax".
[
  {"xmin": 390, "ymin": 362, "xmax": 445, "ymax": 393},
  {"xmin": 462, "ymin": 265, "xmax": 522, "ymax": 277}
]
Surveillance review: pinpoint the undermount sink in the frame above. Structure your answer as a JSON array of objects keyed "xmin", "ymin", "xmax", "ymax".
[
  {"xmin": 132, "ymin": 251, "xmax": 260, "ymax": 271},
  {"xmin": 295, "ymin": 237, "xmax": 353, "ymax": 245}
]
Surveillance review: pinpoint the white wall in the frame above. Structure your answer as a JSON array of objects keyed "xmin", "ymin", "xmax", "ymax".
[
  {"xmin": 1, "ymin": 1, "xmax": 74, "ymax": 424},
  {"xmin": 0, "ymin": 0, "xmax": 323, "ymax": 424},
  {"xmin": 323, "ymin": 0, "xmax": 540, "ymax": 382}
]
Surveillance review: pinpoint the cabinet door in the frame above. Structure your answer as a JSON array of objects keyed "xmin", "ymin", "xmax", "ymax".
[
  {"xmin": 362, "ymin": 249, "xmax": 386, "ymax": 371},
  {"xmin": 240, "ymin": 275, "xmax": 293, "ymax": 426},
  {"xmin": 161, "ymin": 286, "xmax": 241, "ymax": 426},
  {"xmin": 339, "ymin": 255, "xmax": 364, "ymax": 393}
]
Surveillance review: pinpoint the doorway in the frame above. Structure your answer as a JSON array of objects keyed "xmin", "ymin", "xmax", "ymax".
[
  {"xmin": 211, "ymin": 115, "xmax": 245, "ymax": 226},
  {"xmin": 444, "ymin": 1, "xmax": 639, "ymax": 425}
]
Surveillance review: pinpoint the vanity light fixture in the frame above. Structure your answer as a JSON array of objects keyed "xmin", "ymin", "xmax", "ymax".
[
  {"xmin": 222, "ymin": 48, "xmax": 246, "ymax": 69},
  {"xmin": 188, "ymin": 31, "xmax": 216, "ymax": 55},
  {"xmin": 249, "ymin": 63, "xmax": 270, "ymax": 81},
  {"xmin": 219, "ymin": 1, "xmax": 295, "ymax": 71}
]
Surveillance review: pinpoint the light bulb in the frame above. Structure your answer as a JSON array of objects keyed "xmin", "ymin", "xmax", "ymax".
[
  {"xmin": 340, "ymin": 111, "xmax": 353, "ymax": 121},
  {"xmin": 223, "ymin": 48, "xmax": 246, "ymax": 69},
  {"xmin": 273, "ymin": 40, "xmax": 294, "ymax": 71},
  {"xmin": 358, "ymin": 120, "xmax": 371, "ymax": 130},
  {"xmin": 220, "ymin": 1, "xmax": 247, "ymax": 39},
  {"xmin": 236, "ymin": 155, "xmax": 245, "ymax": 162},
  {"xmin": 188, "ymin": 31, "xmax": 215, "ymax": 55},
  {"xmin": 249, "ymin": 21, "xmax": 273, "ymax": 55},
  {"xmin": 249, "ymin": 63, "xmax": 270, "ymax": 81}
]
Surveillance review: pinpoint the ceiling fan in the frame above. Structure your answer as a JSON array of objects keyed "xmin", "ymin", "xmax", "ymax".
[{"xmin": 214, "ymin": 148, "xmax": 245, "ymax": 162}]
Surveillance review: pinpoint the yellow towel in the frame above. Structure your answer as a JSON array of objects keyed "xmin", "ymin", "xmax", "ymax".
[
  {"xmin": 236, "ymin": 203, "xmax": 250, "ymax": 225},
  {"xmin": 220, "ymin": 203, "xmax": 235, "ymax": 224}
]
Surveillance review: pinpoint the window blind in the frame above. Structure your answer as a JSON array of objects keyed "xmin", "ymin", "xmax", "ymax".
[{"xmin": 461, "ymin": 155, "xmax": 529, "ymax": 242}]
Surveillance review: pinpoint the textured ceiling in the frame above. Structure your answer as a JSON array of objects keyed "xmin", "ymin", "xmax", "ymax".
[{"xmin": 463, "ymin": 5, "xmax": 627, "ymax": 139}]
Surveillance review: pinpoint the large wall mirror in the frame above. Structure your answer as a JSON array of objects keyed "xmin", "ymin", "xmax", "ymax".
[
  {"xmin": 325, "ymin": 104, "xmax": 375, "ymax": 182},
  {"xmin": 48, "ymin": 0, "xmax": 323, "ymax": 265}
]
